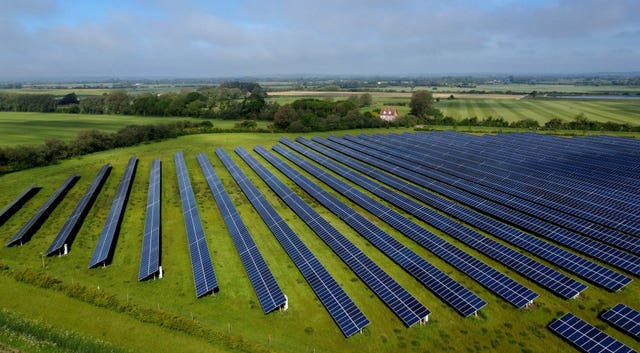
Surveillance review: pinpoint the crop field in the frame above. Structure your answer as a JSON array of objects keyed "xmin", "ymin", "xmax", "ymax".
[
  {"xmin": 0, "ymin": 112, "xmax": 270, "ymax": 146},
  {"xmin": 435, "ymin": 98, "xmax": 640, "ymax": 124},
  {"xmin": 0, "ymin": 127, "xmax": 639, "ymax": 353}
]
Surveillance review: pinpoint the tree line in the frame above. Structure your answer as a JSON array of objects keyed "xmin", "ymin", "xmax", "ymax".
[
  {"xmin": 0, "ymin": 121, "xmax": 213, "ymax": 174},
  {"xmin": 0, "ymin": 82, "xmax": 277, "ymax": 120}
]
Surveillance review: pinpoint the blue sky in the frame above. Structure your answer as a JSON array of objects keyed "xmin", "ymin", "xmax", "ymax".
[{"xmin": 1, "ymin": 0, "xmax": 639, "ymax": 79}]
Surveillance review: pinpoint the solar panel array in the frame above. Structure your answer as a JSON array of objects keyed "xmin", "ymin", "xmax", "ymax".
[
  {"xmin": 0, "ymin": 185, "xmax": 40, "ymax": 227},
  {"xmin": 6, "ymin": 174, "xmax": 78, "ymax": 247},
  {"xmin": 139, "ymin": 158, "xmax": 161, "ymax": 281},
  {"xmin": 283, "ymin": 137, "xmax": 591, "ymax": 300},
  {"xmin": 322, "ymin": 135, "xmax": 640, "ymax": 277},
  {"xmin": 359, "ymin": 133, "xmax": 640, "ymax": 255},
  {"xmin": 196, "ymin": 152, "xmax": 286, "ymax": 314},
  {"xmin": 436, "ymin": 132, "xmax": 640, "ymax": 232},
  {"xmin": 235, "ymin": 147, "xmax": 431, "ymax": 326},
  {"xmin": 174, "ymin": 151, "xmax": 218, "ymax": 297},
  {"xmin": 46, "ymin": 164, "xmax": 111, "ymax": 256},
  {"xmin": 89, "ymin": 156, "xmax": 138, "ymax": 268},
  {"xmin": 307, "ymin": 136, "xmax": 631, "ymax": 292},
  {"xmin": 548, "ymin": 313, "xmax": 637, "ymax": 353},
  {"xmin": 601, "ymin": 304, "xmax": 640, "ymax": 341},
  {"xmin": 254, "ymin": 145, "xmax": 487, "ymax": 317},
  {"xmin": 270, "ymin": 142, "xmax": 543, "ymax": 308},
  {"xmin": 215, "ymin": 147, "xmax": 369, "ymax": 337}
]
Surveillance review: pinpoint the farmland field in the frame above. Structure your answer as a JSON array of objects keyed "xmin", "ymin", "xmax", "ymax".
[
  {"xmin": 0, "ymin": 128, "xmax": 638, "ymax": 353},
  {"xmin": 0, "ymin": 112, "xmax": 270, "ymax": 146},
  {"xmin": 435, "ymin": 98, "xmax": 640, "ymax": 124}
]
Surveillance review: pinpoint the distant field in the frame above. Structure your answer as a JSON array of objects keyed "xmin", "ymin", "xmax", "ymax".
[
  {"xmin": 435, "ymin": 98, "xmax": 640, "ymax": 124},
  {"xmin": 371, "ymin": 84, "xmax": 640, "ymax": 95},
  {"xmin": 0, "ymin": 112, "xmax": 270, "ymax": 146}
]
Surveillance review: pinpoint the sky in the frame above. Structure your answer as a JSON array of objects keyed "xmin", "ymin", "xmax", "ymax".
[{"xmin": 1, "ymin": 0, "xmax": 639, "ymax": 79}]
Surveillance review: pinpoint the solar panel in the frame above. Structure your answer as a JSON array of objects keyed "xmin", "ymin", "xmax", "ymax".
[
  {"xmin": 601, "ymin": 304, "xmax": 640, "ymax": 340},
  {"xmin": 360, "ymin": 133, "xmax": 640, "ymax": 255},
  {"xmin": 254, "ymin": 145, "xmax": 487, "ymax": 317},
  {"xmin": 273, "ymin": 141, "xmax": 542, "ymax": 307},
  {"xmin": 325, "ymin": 135, "xmax": 640, "ymax": 277},
  {"xmin": 308, "ymin": 136, "xmax": 631, "ymax": 292},
  {"xmin": 0, "ymin": 185, "xmax": 40, "ymax": 227},
  {"xmin": 215, "ymin": 147, "xmax": 369, "ymax": 337},
  {"xmin": 283, "ymin": 137, "xmax": 592, "ymax": 300},
  {"xmin": 139, "ymin": 158, "xmax": 162, "ymax": 281},
  {"xmin": 406, "ymin": 131, "xmax": 640, "ymax": 229},
  {"xmin": 235, "ymin": 147, "xmax": 430, "ymax": 326},
  {"xmin": 89, "ymin": 156, "xmax": 138, "ymax": 268},
  {"xmin": 6, "ymin": 174, "xmax": 78, "ymax": 247},
  {"xmin": 174, "ymin": 151, "xmax": 218, "ymax": 297},
  {"xmin": 548, "ymin": 313, "xmax": 637, "ymax": 353},
  {"xmin": 45, "ymin": 164, "xmax": 111, "ymax": 256},
  {"xmin": 196, "ymin": 152, "xmax": 286, "ymax": 314}
]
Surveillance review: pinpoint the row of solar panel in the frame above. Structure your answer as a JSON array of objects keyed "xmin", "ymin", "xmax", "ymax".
[
  {"xmin": 282, "ymin": 137, "xmax": 593, "ymax": 299},
  {"xmin": 88, "ymin": 156, "xmax": 138, "ymax": 268},
  {"xmin": 549, "ymin": 312, "xmax": 637, "ymax": 353},
  {"xmin": 386, "ymin": 132, "xmax": 640, "ymax": 242},
  {"xmin": 323, "ymin": 135, "xmax": 640, "ymax": 277},
  {"xmin": 174, "ymin": 151, "xmax": 218, "ymax": 298},
  {"xmin": 254, "ymin": 145, "xmax": 487, "ymax": 317},
  {"xmin": 304, "ymin": 136, "xmax": 631, "ymax": 292},
  {"xmin": 417, "ymin": 132, "xmax": 640, "ymax": 221},
  {"xmin": 235, "ymin": 146, "xmax": 431, "ymax": 327},
  {"xmin": 411, "ymin": 131, "xmax": 640, "ymax": 235},
  {"xmin": 196, "ymin": 152, "xmax": 286, "ymax": 314},
  {"xmin": 369, "ymin": 133, "xmax": 640, "ymax": 253},
  {"xmin": 215, "ymin": 147, "xmax": 369, "ymax": 337}
]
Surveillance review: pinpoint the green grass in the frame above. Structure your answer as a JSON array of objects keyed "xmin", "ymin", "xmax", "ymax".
[
  {"xmin": 0, "ymin": 129, "xmax": 638, "ymax": 353},
  {"xmin": 435, "ymin": 98, "xmax": 640, "ymax": 124},
  {"xmin": 0, "ymin": 112, "xmax": 271, "ymax": 146}
]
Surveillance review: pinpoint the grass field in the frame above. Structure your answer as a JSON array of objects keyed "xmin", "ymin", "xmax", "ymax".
[
  {"xmin": 435, "ymin": 98, "xmax": 640, "ymax": 124},
  {"xmin": 0, "ymin": 128, "xmax": 638, "ymax": 353},
  {"xmin": 0, "ymin": 112, "xmax": 270, "ymax": 146}
]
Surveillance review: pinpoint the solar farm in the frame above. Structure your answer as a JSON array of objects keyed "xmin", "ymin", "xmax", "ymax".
[{"xmin": 1, "ymin": 131, "xmax": 639, "ymax": 353}]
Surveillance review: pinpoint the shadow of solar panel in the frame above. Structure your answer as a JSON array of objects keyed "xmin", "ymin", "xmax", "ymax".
[
  {"xmin": 216, "ymin": 147, "xmax": 369, "ymax": 337},
  {"xmin": 235, "ymin": 147, "xmax": 430, "ymax": 326},
  {"xmin": 601, "ymin": 304, "xmax": 640, "ymax": 341},
  {"xmin": 174, "ymin": 152, "xmax": 218, "ymax": 297},
  {"xmin": 0, "ymin": 184, "xmax": 40, "ymax": 227},
  {"xmin": 197, "ymin": 152, "xmax": 285, "ymax": 314},
  {"xmin": 46, "ymin": 164, "xmax": 111, "ymax": 256},
  {"xmin": 549, "ymin": 313, "xmax": 636, "ymax": 353},
  {"xmin": 89, "ymin": 156, "xmax": 137, "ymax": 268},
  {"xmin": 139, "ymin": 158, "xmax": 161, "ymax": 281},
  {"xmin": 7, "ymin": 174, "xmax": 78, "ymax": 247},
  {"xmin": 254, "ymin": 145, "xmax": 486, "ymax": 317}
]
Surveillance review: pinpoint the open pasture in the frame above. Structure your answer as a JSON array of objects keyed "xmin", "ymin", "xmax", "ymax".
[{"xmin": 0, "ymin": 129, "xmax": 639, "ymax": 353}]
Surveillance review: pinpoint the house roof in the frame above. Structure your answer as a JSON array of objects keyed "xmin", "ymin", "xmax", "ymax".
[{"xmin": 381, "ymin": 107, "xmax": 398, "ymax": 115}]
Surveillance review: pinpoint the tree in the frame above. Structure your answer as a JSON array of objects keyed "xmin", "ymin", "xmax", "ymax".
[
  {"xmin": 273, "ymin": 105, "xmax": 298, "ymax": 130},
  {"xmin": 410, "ymin": 90, "xmax": 434, "ymax": 117},
  {"xmin": 359, "ymin": 93, "xmax": 372, "ymax": 107},
  {"xmin": 58, "ymin": 92, "xmax": 79, "ymax": 105},
  {"xmin": 104, "ymin": 91, "xmax": 130, "ymax": 114}
]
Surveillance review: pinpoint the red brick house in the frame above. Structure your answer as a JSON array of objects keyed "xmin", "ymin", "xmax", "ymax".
[{"xmin": 380, "ymin": 107, "xmax": 398, "ymax": 121}]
